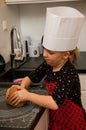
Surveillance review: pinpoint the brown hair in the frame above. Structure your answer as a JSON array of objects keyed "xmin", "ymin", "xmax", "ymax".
[{"xmin": 69, "ymin": 47, "xmax": 79, "ymax": 67}]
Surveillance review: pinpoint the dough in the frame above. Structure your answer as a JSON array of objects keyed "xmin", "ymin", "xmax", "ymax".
[{"xmin": 6, "ymin": 86, "xmax": 25, "ymax": 107}]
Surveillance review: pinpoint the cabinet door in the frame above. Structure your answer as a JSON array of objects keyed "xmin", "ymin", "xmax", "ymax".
[
  {"xmin": 34, "ymin": 109, "xmax": 49, "ymax": 130},
  {"xmin": 81, "ymin": 91, "xmax": 86, "ymax": 109},
  {"xmin": 5, "ymin": 0, "xmax": 81, "ymax": 4},
  {"xmin": 79, "ymin": 74, "xmax": 86, "ymax": 109}
]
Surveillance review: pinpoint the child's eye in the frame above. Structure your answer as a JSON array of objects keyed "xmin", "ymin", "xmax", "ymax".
[{"xmin": 48, "ymin": 51, "xmax": 55, "ymax": 55}]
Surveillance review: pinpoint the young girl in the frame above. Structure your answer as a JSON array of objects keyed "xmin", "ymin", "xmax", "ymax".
[{"xmin": 6, "ymin": 7, "xmax": 86, "ymax": 129}]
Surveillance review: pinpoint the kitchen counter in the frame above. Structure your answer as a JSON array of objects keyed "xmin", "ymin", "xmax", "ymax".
[
  {"xmin": 16, "ymin": 52, "xmax": 86, "ymax": 73},
  {"xmin": 0, "ymin": 52, "xmax": 86, "ymax": 78},
  {"xmin": 0, "ymin": 83, "xmax": 48, "ymax": 130}
]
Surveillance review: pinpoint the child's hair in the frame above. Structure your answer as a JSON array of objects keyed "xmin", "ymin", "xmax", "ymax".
[{"xmin": 69, "ymin": 47, "xmax": 79, "ymax": 67}]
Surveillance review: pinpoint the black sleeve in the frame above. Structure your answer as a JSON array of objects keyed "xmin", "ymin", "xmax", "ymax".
[{"xmin": 28, "ymin": 61, "xmax": 48, "ymax": 83}]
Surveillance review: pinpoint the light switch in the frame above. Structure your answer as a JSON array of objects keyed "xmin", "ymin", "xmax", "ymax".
[{"xmin": 2, "ymin": 20, "xmax": 7, "ymax": 31}]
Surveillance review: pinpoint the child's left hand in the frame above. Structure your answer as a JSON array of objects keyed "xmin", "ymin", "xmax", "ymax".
[{"xmin": 7, "ymin": 88, "xmax": 29, "ymax": 107}]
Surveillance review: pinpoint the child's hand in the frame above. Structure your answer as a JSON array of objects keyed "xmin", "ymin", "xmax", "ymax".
[
  {"xmin": 6, "ymin": 88, "xmax": 29, "ymax": 107},
  {"xmin": 6, "ymin": 85, "xmax": 21, "ymax": 98},
  {"xmin": 6, "ymin": 85, "xmax": 25, "ymax": 107}
]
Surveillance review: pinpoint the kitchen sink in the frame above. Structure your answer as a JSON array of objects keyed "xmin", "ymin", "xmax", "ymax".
[
  {"xmin": 0, "ymin": 69, "xmax": 16, "ymax": 82},
  {"xmin": 0, "ymin": 68, "xmax": 32, "ymax": 82},
  {"xmin": 0, "ymin": 55, "xmax": 44, "ymax": 83}
]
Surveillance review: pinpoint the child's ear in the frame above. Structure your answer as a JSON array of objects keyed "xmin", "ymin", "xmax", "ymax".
[{"xmin": 64, "ymin": 51, "xmax": 70, "ymax": 60}]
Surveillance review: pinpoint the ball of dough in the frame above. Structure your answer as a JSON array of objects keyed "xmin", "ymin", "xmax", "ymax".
[{"xmin": 6, "ymin": 86, "xmax": 25, "ymax": 107}]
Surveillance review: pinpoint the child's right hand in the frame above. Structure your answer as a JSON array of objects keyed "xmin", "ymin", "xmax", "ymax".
[
  {"xmin": 6, "ymin": 85, "xmax": 22, "ymax": 98},
  {"xmin": 6, "ymin": 85, "xmax": 25, "ymax": 107}
]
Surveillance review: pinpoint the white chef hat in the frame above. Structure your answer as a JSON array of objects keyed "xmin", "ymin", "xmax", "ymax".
[{"xmin": 43, "ymin": 6, "xmax": 85, "ymax": 51}]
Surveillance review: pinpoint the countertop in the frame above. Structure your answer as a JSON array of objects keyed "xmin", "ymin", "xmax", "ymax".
[
  {"xmin": 0, "ymin": 52, "xmax": 86, "ymax": 77},
  {"xmin": 16, "ymin": 52, "xmax": 86, "ymax": 73},
  {"xmin": 0, "ymin": 83, "xmax": 48, "ymax": 130}
]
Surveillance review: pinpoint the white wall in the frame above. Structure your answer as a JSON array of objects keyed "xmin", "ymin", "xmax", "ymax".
[
  {"xmin": 0, "ymin": 0, "xmax": 20, "ymax": 62},
  {"xmin": 0, "ymin": 1, "xmax": 86, "ymax": 63},
  {"xmin": 19, "ymin": 1, "xmax": 86, "ymax": 51}
]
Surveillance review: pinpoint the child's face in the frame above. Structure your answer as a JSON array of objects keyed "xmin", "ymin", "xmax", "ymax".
[{"xmin": 43, "ymin": 48, "xmax": 69, "ymax": 68}]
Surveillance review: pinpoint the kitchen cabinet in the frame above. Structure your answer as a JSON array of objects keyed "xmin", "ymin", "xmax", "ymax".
[
  {"xmin": 79, "ymin": 74, "xmax": 86, "ymax": 110},
  {"xmin": 34, "ymin": 109, "xmax": 49, "ymax": 130},
  {"xmin": 5, "ymin": 0, "xmax": 81, "ymax": 4}
]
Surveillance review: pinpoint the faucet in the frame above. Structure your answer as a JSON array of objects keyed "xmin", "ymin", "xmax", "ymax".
[{"xmin": 10, "ymin": 27, "xmax": 23, "ymax": 68}]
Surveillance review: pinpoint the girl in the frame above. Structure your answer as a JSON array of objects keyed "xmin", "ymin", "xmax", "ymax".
[{"xmin": 6, "ymin": 7, "xmax": 86, "ymax": 129}]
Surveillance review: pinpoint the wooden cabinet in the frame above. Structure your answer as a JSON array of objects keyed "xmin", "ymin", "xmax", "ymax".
[
  {"xmin": 5, "ymin": 0, "xmax": 81, "ymax": 4},
  {"xmin": 34, "ymin": 109, "xmax": 49, "ymax": 130}
]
